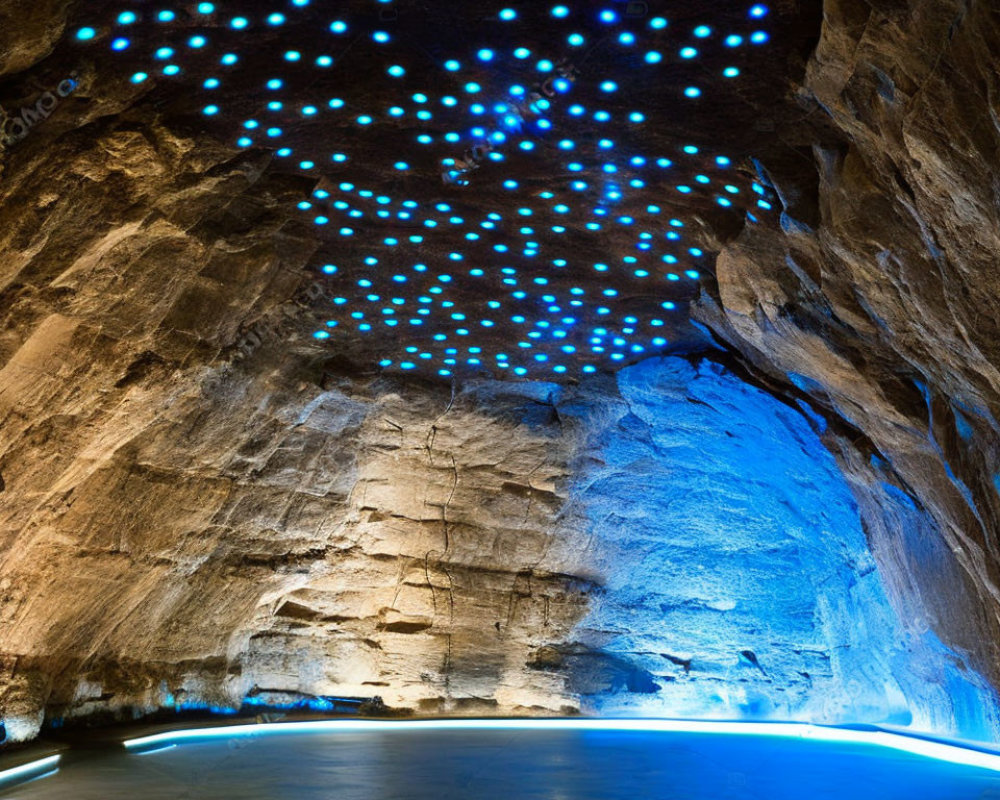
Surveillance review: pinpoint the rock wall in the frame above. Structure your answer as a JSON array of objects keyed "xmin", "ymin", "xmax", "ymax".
[
  {"xmin": 2, "ymin": 320, "xmax": 996, "ymax": 742},
  {"xmin": 2, "ymin": 0, "xmax": 1000, "ymax": 748},
  {"xmin": 693, "ymin": 0, "xmax": 1000, "ymax": 725}
]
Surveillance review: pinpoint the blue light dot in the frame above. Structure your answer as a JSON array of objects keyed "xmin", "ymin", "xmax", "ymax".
[
  {"xmin": 477, "ymin": 48, "xmax": 494, "ymax": 62},
  {"xmin": 551, "ymin": 5, "xmax": 570, "ymax": 17},
  {"xmin": 131, "ymin": 72, "xmax": 148, "ymax": 84},
  {"xmin": 751, "ymin": 31, "xmax": 769, "ymax": 43},
  {"xmin": 568, "ymin": 33, "xmax": 585, "ymax": 46},
  {"xmin": 330, "ymin": 20, "xmax": 347, "ymax": 33},
  {"xmin": 231, "ymin": 16, "xmax": 248, "ymax": 29},
  {"xmin": 725, "ymin": 34, "xmax": 743, "ymax": 47},
  {"xmin": 600, "ymin": 81, "xmax": 618, "ymax": 92},
  {"xmin": 155, "ymin": 47, "xmax": 173, "ymax": 59},
  {"xmin": 395, "ymin": 161, "xmax": 409, "ymax": 170},
  {"xmin": 694, "ymin": 25, "xmax": 711, "ymax": 37},
  {"xmin": 158, "ymin": 11, "xmax": 175, "ymax": 22},
  {"xmin": 373, "ymin": 31, "xmax": 390, "ymax": 43},
  {"xmin": 189, "ymin": 36, "xmax": 207, "ymax": 48},
  {"xmin": 284, "ymin": 50, "xmax": 301, "ymax": 61},
  {"xmin": 537, "ymin": 60, "xmax": 554, "ymax": 72},
  {"xmin": 221, "ymin": 53, "xmax": 238, "ymax": 65},
  {"xmin": 118, "ymin": 12, "xmax": 137, "ymax": 24},
  {"xmin": 357, "ymin": 115, "xmax": 373, "ymax": 125},
  {"xmin": 724, "ymin": 67, "xmax": 740, "ymax": 78},
  {"xmin": 163, "ymin": 65, "xmax": 180, "ymax": 76},
  {"xmin": 685, "ymin": 86, "xmax": 701, "ymax": 98},
  {"xmin": 680, "ymin": 47, "xmax": 698, "ymax": 58},
  {"xmin": 500, "ymin": 8, "xmax": 517, "ymax": 20},
  {"xmin": 267, "ymin": 79, "xmax": 282, "ymax": 90},
  {"xmin": 198, "ymin": 2, "xmax": 215, "ymax": 13},
  {"xmin": 645, "ymin": 51, "xmax": 662, "ymax": 64},
  {"xmin": 268, "ymin": 13, "xmax": 285, "ymax": 25},
  {"xmin": 111, "ymin": 37, "xmax": 130, "ymax": 51},
  {"xmin": 750, "ymin": 4, "xmax": 769, "ymax": 17}
]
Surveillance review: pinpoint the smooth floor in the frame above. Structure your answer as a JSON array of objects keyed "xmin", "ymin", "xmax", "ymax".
[{"xmin": 4, "ymin": 728, "xmax": 1000, "ymax": 799}]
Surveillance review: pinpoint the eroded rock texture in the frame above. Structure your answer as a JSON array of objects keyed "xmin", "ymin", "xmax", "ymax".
[
  {"xmin": 2, "ymin": 0, "xmax": 1000, "ymax": 748},
  {"xmin": 693, "ymin": 0, "xmax": 1000, "ymax": 735}
]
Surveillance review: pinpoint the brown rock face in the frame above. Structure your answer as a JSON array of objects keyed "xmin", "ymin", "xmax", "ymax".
[{"xmin": 2, "ymin": 0, "xmax": 1000, "ymax": 747}]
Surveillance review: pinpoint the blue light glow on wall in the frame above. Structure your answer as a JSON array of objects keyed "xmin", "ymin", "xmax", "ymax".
[
  {"xmin": 71, "ymin": 1, "xmax": 781, "ymax": 381},
  {"xmin": 558, "ymin": 357, "xmax": 1000, "ymax": 739}
]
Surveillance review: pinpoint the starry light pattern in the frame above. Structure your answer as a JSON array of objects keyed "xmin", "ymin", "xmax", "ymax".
[{"xmin": 72, "ymin": 1, "xmax": 780, "ymax": 381}]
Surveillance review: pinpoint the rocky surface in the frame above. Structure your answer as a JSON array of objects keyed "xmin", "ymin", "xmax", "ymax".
[
  {"xmin": 5, "ymin": 333, "xmax": 993, "ymax": 741},
  {"xmin": 2, "ymin": 0, "xmax": 1000, "ymax": 748},
  {"xmin": 693, "ymin": 0, "xmax": 1000, "ymax": 727}
]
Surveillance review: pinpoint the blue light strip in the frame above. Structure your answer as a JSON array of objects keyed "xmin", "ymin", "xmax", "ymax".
[
  {"xmin": 0, "ymin": 754, "xmax": 61, "ymax": 786},
  {"xmin": 122, "ymin": 718, "xmax": 1000, "ymax": 772}
]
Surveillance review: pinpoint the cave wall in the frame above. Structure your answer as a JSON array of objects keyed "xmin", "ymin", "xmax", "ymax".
[
  {"xmin": 4, "ymin": 320, "xmax": 994, "ymax": 741},
  {"xmin": 693, "ymin": 0, "xmax": 1000, "ymax": 721},
  {"xmin": 2, "ymin": 0, "xmax": 1000, "ymax": 747}
]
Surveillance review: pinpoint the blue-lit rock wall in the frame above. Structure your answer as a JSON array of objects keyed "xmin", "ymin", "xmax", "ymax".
[{"xmin": 552, "ymin": 358, "xmax": 999, "ymax": 739}]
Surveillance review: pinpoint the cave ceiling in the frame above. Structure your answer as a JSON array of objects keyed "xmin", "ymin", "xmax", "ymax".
[{"xmin": 29, "ymin": 0, "xmax": 822, "ymax": 382}]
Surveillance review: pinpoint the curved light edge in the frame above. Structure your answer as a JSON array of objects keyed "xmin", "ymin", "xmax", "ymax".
[
  {"xmin": 122, "ymin": 718, "xmax": 1000, "ymax": 773},
  {"xmin": 0, "ymin": 754, "xmax": 61, "ymax": 786}
]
